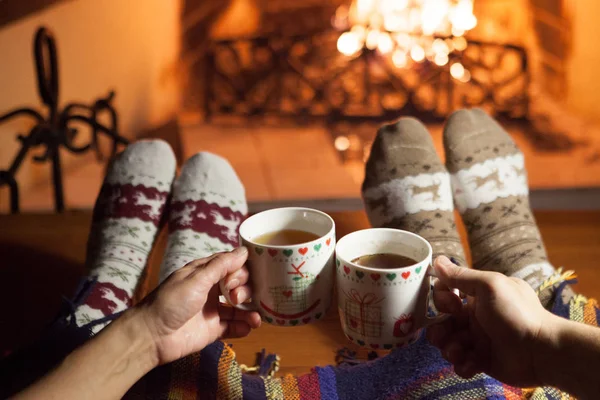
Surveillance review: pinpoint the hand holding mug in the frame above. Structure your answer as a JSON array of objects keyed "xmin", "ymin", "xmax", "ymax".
[
  {"xmin": 427, "ymin": 256, "xmax": 550, "ymax": 387},
  {"xmin": 138, "ymin": 248, "xmax": 261, "ymax": 365}
]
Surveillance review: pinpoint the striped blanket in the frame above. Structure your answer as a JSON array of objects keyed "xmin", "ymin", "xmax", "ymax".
[
  {"xmin": 0, "ymin": 272, "xmax": 593, "ymax": 399},
  {"xmin": 123, "ymin": 273, "xmax": 592, "ymax": 399}
]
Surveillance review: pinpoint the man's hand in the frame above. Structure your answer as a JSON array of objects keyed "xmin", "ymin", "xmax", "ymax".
[
  {"xmin": 427, "ymin": 255, "xmax": 550, "ymax": 387},
  {"xmin": 138, "ymin": 246, "xmax": 261, "ymax": 365}
]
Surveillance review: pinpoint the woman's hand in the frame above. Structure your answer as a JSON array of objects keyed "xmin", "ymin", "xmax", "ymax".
[
  {"xmin": 138, "ymin": 246, "xmax": 261, "ymax": 365},
  {"xmin": 427, "ymin": 255, "xmax": 550, "ymax": 387}
]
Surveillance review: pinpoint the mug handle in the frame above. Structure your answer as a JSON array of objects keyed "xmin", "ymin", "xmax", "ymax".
[
  {"xmin": 422, "ymin": 264, "xmax": 460, "ymax": 327},
  {"xmin": 219, "ymin": 279, "xmax": 257, "ymax": 312}
]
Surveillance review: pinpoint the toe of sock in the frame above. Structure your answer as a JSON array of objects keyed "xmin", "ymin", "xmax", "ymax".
[
  {"xmin": 443, "ymin": 109, "xmax": 520, "ymax": 172},
  {"xmin": 364, "ymin": 118, "xmax": 444, "ymax": 189},
  {"xmin": 176, "ymin": 151, "xmax": 246, "ymax": 208},
  {"xmin": 108, "ymin": 139, "xmax": 177, "ymax": 185}
]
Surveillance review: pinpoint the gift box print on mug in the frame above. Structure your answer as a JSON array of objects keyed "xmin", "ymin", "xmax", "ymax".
[
  {"xmin": 342, "ymin": 289, "xmax": 384, "ymax": 338},
  {"xmin": 336, "ymin": 228, "xmax": 454, "ymax": 348}
]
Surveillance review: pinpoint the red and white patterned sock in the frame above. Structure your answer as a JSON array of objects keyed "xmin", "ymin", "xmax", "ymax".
[
  {"xmin": 74, "ymin": 140, "xmax": 176, "ymax": 331},
  {"xmin": 160, "ymin": 152, "xmax": 247, "ymax": 282}
]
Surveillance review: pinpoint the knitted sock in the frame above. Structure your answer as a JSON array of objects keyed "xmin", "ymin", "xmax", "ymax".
[
  {"xmin": 159, "ymin": 152, "xmax": 248, "ymax": 282},
  {"xmin": 362, "ymin": 118, "xmax": 467, "ymax": 266},
  {"xmin": 444, "ymin": 109, "xmax": 555, "ymax": 291},
  {"xmin": 73, "ymin": 140, "xmax": 176, "ymax": 330}
]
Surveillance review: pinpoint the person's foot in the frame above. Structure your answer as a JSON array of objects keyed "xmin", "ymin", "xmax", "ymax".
[
  {"xmin": 74, "ymin": 140, "xmax": 176, "ymax": 331},
  {"xmin": 443, "ymin": 109, "xmax": 555, "ymax": 294},
  {"xmin": 159, "ymin": 152, "xmax": 248, "ymax": 282},
  {"xmin": 362, "ymin": 118, "xmax": 467, "ymax": 266}
]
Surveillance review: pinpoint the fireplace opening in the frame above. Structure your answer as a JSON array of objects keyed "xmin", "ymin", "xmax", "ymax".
[{"xmin": 177, "ymin": 0, "xmax": 599, "ymax": 210}]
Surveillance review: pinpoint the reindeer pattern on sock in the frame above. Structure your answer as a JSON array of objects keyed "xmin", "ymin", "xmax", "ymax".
[
  {"xmin": 467, "ymin": 169, "xmax": 505, "ymax": 191},
  {"xmin": 171, "ymin": 203, "xmax": 196, "ymax": 226},
  {"xmin": 408, "ymin": 180, "xmax": 441, "ymax": 201},
  {"xmin": 134, "ymin": 191, "xmax": 165, "ymax": 219},
  {"xmin": 210, "ymin": 210, "xmax": 241, "ymax": 242}
]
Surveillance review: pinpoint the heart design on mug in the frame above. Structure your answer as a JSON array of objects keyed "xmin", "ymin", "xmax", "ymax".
[
  {"xmin": 298, "ymin": 247, "xmax": 308, "ymax": 255},
  {"xmin": 336, "ymin": 259, "xmax": 340, "ymax": 267},
  {"xmin": 264, "ymin": 316, "xmax": 273, "ymax": 323},
  {"xmin": 343, "ymin": 266, "xmax": 351, "ymax": 275},
  {"xmin": 370, "ymin": 344, "xmax": 379, "ymax": 349},
  {"xmin": 350, "ymin": 319, "xmax": 358, "ymax": 328},
  {"xmin": 370, "ymin": 273, "xmax": 381, "ymax": 281},
  {"xmin": 290, "ymin": 320, "xmax": 299, "ymax": 326},
  {"xmin": 326, "ymin": 238, "xmax": 331, "ymax": 246},
  {"xmin": 283, "ymin": 249, "xmax": 293, "ymax": 257},
  {"xmin": 268, "ymin": 249, "xmax": 278, "ymax": 257},
  {"xmin": 401, "ymin": 271, "xmax": 411, "ymax": 280},
  {"xmin": 357, "ymin": 340, "xmax": 365, "ymax": 346},
  {"xmin": 282, "ymin": 290, "xmax": 293, "ymax": 298},
  {"xmin": 314, "ymin": 243, "xmax": 322, "ymax": 252},
  {"xmin": 415, "ymin": 266, "xmax": 422, "ymax": 274},
  {"xmin": 255, "ymin": 247, "xmax": 264, "ymax": 255},
  {"xmin": 386, "ymin": 273, "xmax": 397, "ymax": 281},
  {"xmin": 276, "ymin": 319, "xmax": 286, "ymax": 325},
  {"xmin": 393, "ymin": 313, "xmax": 414, "ymax": 337},
  {"xmin": 355, "ymin": 271, "xmax": 365, "ymax": 279},
  {"xmin": 302, "ymin": 317, "xmax": 311, "ymax": 324}
]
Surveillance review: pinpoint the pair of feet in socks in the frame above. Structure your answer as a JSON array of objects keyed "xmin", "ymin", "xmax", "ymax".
[
  {"xmin": 74, "ymin": 142, "xmax": 248, "ymax": 332},
  {"xmin": 363, "ymin": 109, "xmax": 555, "ymax": 302},
  {"xmin": 76, "ymin": 108, "xmax": 556, "ymax": 334}
]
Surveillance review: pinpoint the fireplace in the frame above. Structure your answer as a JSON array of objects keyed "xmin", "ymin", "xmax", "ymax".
[{"xmin": 176, "ymin": 0, "xmax": 600, "ymax": 210}]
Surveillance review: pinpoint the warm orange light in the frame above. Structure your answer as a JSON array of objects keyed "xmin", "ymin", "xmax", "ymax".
[
  {"xmin": 450, "ymin": 62, "xmax": 465, "ymax": 79},
  {"xmin": 392, "ymin": 50, "xmax": 408, "ymax": 67},
  {"xmin": 336, "ymin": 0, "xmax": 477, "ymax": 64},
  {"xmin": 377, "ymin": 33, "xmax": 394, "ymax": 54},
  {"xmin": 458, "ymin": 69, "xmax": 471, "ymax": 83},
  {"xmin": 366, "ymin": 29, "xmax": 380, "ymax": 50},
  {"xmin": 410, "ymin": 45, "xmax": 425, "ymax": 62},
  {"xmin": 337, "ymin": 32, "xmax": 361, "ymax": 56},
  {"xmin": 453, "ymin": 36, "xmax": 468, "ymax": 51},
  {"xmin": 335, "ymin": 136, "xmax": 351, "ymax": 151},
  {"xmin": 434, "ymin": 53, "xmax": 449, "ymax": 66}
]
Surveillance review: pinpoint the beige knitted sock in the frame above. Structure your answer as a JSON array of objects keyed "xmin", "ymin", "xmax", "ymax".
[
  {"xmin": 444, "ymin": 109, "xmax": 555, "ymax": 291},
  {"xmin": 362, "ymin": 118, "xmax": 467, "ymax": 266}
]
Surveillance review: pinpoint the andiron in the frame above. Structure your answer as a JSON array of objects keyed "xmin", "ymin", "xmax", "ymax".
[{"xmin": 0, "ymin": 26, "xmax": 128, "ymax": 214}]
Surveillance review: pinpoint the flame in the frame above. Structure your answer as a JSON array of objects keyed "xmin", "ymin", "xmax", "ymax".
[{"xmin": 335, "ymin": 0, "xmax": 477, "ymax": 79}]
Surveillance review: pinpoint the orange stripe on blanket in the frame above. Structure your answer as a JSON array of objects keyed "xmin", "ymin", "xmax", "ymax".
[
  {"xmin": 168, "ymin": 355, "xmax": 201, "ymax": 400},
  {"xmin": 217, "ymin": 345, "xmax": 243, "ymax": 400},
  {"xmin": 502, "ymin": 383, "xmax": 523, "ymax": 399},
  {"xmin": 584, "ymin": 298, "xmax": 599, "ymax": 326},
  {"xmin": 281, "ymin": 374, "xmax": 301, "ymax": 399}
]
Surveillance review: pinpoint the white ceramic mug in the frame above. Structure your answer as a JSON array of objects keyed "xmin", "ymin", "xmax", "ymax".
[
  {"xmin": 335, "ymin": 228, "xmax": 451, "ymax": 349},
  {"xmin": 221, "ymin": 207, "xmax": 336, "ymax": 327}
]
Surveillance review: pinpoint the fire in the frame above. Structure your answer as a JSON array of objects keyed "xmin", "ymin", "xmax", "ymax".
[{"xmin": 335, "ymin": 0, "xmax": 477, "ymax": 81}]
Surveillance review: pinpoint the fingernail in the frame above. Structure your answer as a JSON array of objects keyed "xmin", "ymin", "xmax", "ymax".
[
  {"xmin": 234, "ymin": 287, "xmax": 248, "ymax": 304},
  {"xmin": 437, "ymin": 256, "xmax": 454, "ymax": 267},
  {"xmin": 232, "ymin": 246, "xmax": 248, "ymax": 256},
  {"xmin": 226, "ymin": 278, "xmax": 240, "ymax": 291}
]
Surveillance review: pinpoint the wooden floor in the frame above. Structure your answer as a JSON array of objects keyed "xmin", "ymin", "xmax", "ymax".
[{"xmin": 1, "ymin": 210, "xmax": 599, "ymax": 374}]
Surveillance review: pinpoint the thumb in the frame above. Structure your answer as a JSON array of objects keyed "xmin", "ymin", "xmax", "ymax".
[{"xmin": 434, "ymin": 256, "xmax": 488, "ymax": 297}]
